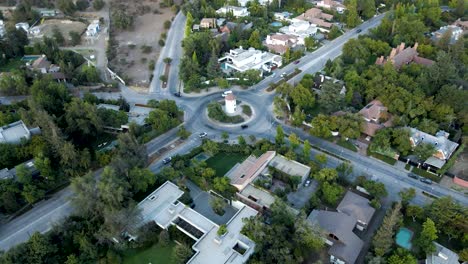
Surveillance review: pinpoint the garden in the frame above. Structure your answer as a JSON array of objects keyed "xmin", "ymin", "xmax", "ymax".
[
  {"xmin": 205, "ymin": 152, "xmax": 247, "ymax": 177},
  {"xmin": 123, "ymin": 241, "xmax": 177, "ymax": 264}
]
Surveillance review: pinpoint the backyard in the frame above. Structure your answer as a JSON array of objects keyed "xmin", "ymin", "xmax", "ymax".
[
  {"xmin": 205, "ymin": 152, "xmax": 246, "ymax": 177},
  {"xmin": 123, "ymin": 241, "xmax": 177, "ymax": 264}
]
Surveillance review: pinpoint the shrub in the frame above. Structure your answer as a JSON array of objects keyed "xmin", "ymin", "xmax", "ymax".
[
  {"xmin": 93, "ymin": 0, "xmax": 105, "ymax": 10},
  {"xmin": 159, "ymin": 39, "xmax": 165, "ymax": 46},
  {"xmin": 207, "ymin": 102, "xmax": 244, "ymax": 124},
  {"xmin": 141, "ymin": 45, "xmax": 152, "ymax": 54}
]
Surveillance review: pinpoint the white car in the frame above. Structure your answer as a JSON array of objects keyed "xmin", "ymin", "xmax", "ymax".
[
  {"xmin": 199, "ymin": 132, "xmax": 208, "ymax": 138},
  {"xmin": 304, "ymin": 180, "xmax": 311, "ymax": 187},
  {"xmin": 222, "ymin": 90, "xmax": 233, "ymax": 97}
]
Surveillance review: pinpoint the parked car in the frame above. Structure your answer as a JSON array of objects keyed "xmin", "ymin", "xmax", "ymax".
[
  {"xmin": 357, "ymin": 28, "xmax": 362, "ymax": 33},
  {"xmin": 199, "ymin": 132, "xmax": 207, "ymax": 138},
  {"xmin": 162, "ymin": 157, "xmax": 172, "ymax": 164},
  {"xmin": 222, "ymin": 90, "xmax": 233, "ymax": 97},
  {"xmin": 294, "ymin": 60, "xmax": 300, "ymax": 64},
  {"xmin": 408, "ymin": 173, "xmax": 419, "ymax": 179},
  {"xmin": 241, "ymin": 124, "xmax": 248, "ymax": 129},
  {"xmin": 304, "ymin": 179, "xmax": 311, "ymax": 187},
  {"xmin": 280, "ymin": 72, "xmax": 287, "ymax": 78},
  {"xmin": 174, "ymin": 92, "xmax": 181, "ymax": 97},
  {"xmin": 420, "ymin": 178, "xmax": 433, "ymax": 185}
]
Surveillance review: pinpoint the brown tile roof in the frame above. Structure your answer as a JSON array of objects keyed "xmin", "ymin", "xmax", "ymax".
[
  {"xmin": 32, "ymin": 55, "xmax": 51, "ymax": 69},
  {"xmin": 227, "ymin": 151, "xmax": 276, "ymax": 190},
  {"xmin": 266, "ymin": 44, "xmax": 288, "ymax": 54},
  {"xmin": 359, "ymin": 99, "xmax": 387, "ymax": 122},
  {"xmin": 375, "ymin": 42, "xmax": 435, "ymax": 69}
]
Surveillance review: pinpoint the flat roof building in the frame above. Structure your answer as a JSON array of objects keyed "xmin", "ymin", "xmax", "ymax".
[
  {"xmin": 268, "ymin": 154, "xmax": 311, "ymax": 187},
  {"xmin": 218, "ymin": 47, "xmax": 282, "ymax": 73},
  {"xmin": 136, "ymin": 181, "xmax": 258, "ymax": 264},
  {"xmin": 225, "ymin": 151, "xmax": 276, "ymax": 191},
  {"xmin": 0, "ymin": 121, "xmax": 32, "ymax": 144}
]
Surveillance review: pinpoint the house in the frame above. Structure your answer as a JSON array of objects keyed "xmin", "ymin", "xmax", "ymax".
[
  {"xmin": 216, "ymin": 18, "xmax": 226, "ymax": 27},
  {"xmin": 86, "ymin": 20, "xmax": 100, "ymax": 37},
  {"xmin": 28, "ymin": 55, "xmax": 67, "ymax": 81},
  {"xmin": 0, "ymin": 121, "xmax": 40, "ymax": 144},
  {"xmin": 295, "ymin": 8, "xmax": 334, "ymax": 29},
  {"xmin": 136, "ymin": 181, "xmax": 258, "ymax": 264},
  {"xmin": 265, "ymin": 33, "xmax": 301, "ymax": 54},
  {"xmin": 337, "ymin": 191, "xmax": 375, "ymax": 231},
  {"xmin": 216, "ymin": 6, "xmax": 250, "ymax": 18},
  {"xmin": 225, "ymin": 151, "xmax": 276, "ymax": 191},
  {"xmin": 358, "ymin": 99, "xmax": 392, "ymax": 137},
  {"xmin": 274, "ymin": 11, "xmax": 293, "ymax": 21},
  {"xmin": 268, "ymin": 154, "xmax": 311, "ymax": 188},
  {"xmin": 375, "ymin": 42, "xmax": 435, "ymax": 69},
  {"xmin": 0, "ymin": 159, "xmax": 38, "ymax": 181},
  {"xmin": 15, "ymin": 22, "xmax": 29, "ymax": 32},
  {"xmin": 308, "ymin": 210, "xmax": 364, "ymax": 264},
  {"xmin": 200, "ymin": 18, "xmax": 216, "ymax": 29},
  {"xmin": 409, "ymin": 128, "xmax": 459, "ymax": 168},
  {"xmin": 237, "ymin": 0, "xmax": 272, "ymax": 6},
  {"xmin": 220, "ymin": 22, "xmax": 253, "ymax": 34},
  {"xmin": 317, "ymin": 0, "xmax": 346, "ymax": 13},
  {"xmin": 431, "ymin": 25, "xmax": 463, "ymax": 45},
  {"xmin": 313, "ymin": 74, "xmax": 346, "ymax": 95},
  {"xmin": 35, "ymin": 8, "xmax": 58, "ymax": 17},
  {"xmin": 236, "ymin": 184, "xmax": 276, "ymax": 213},
  {"xmin": 218, "ymin": 47, "xmax": 282, "ymax": 74},
  {"xmin": 279, "ymin": 19, "xmax": 318, "ymax": 43},
  {"xmin": 192, "ymin": 24, "xmax": 200, "ymax": 31},
  {"xmin": 425, "ymin": 242, "xmax": 460, "ymax": 264},
  {"xmin": 453, "ymin": 19, "xmax": 468, "ymax": 31}
]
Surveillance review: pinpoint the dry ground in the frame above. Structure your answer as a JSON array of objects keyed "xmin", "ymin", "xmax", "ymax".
[
  {"xmin": 110, "ymin": 0, "xmax": 175, "ymax": 88},
  {"xmin": 30, "ymin": 19, "xmax": 87, "ymax": 41}
]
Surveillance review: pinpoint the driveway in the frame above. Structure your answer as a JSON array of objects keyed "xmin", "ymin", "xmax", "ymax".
[
  {"xmin": 185, "ymin": 180, "xmax": 238, "ymax": 225},
  {"xmin": 287, "ymin": 180, "xmax": 318, "ymax": 209}
]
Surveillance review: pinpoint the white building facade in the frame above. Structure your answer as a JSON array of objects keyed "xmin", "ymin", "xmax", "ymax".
[
  {"xmin": 216, "ymin": 6, "xmax": 250, "ymax": 17},
  {"xmin": 218, "ymin": 47, "xmax": 282, "ymax": 73},
  {"xmin": 225, "ymin": 93, "xmax": 237, "ymax": 114}
]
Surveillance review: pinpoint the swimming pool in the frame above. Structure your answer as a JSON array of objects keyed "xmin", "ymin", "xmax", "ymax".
[
  {"xmin": 395, "ymin": 227, "xmax": 413, "ymax": 250},
  {"xmin": 270, "ymin": 22, "xmax": 282, "ymax": 27},
  {"xmin": 21, "ymin": 55, "xmax": 41, "ymax": 62}
]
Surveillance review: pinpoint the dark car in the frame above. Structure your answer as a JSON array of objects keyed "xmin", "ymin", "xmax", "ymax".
[
  {"xmin": 420, "ymin": 178, "xmax": 433, "ymax": 185},
  {"xmin": 241, "ymin": 124, "xmax": 248, "ymax": 129},
  {"xmin": 174, "ymin": 92, "xmax": 181, "ymax": 97},
  {"xmin": 357, "ymin": 29, "xmax": 362, "ymax": 33},
  {"xmin": 294, "ymin": 60, "xmax": 300, "ymax": 64},
  {"xmin": 408, "ymin": 173, "xmax": 419, "ymax": 179},
  {"xmin": 162, "ymin": 157, "xmax": 172, "ymax": 164}
]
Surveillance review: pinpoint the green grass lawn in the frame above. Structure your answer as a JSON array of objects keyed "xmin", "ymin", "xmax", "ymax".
[
  {"xmin": 0, "ymin": 58, "xmax": 24, "ymax": 72},
  {"xmin": 123, "ymin": 242, "xmax": 176, "ymax": 264},
  {"xmin": 337, "ymin": 139, "xmax": 358, "ymax": 152},
  {"xmin": 205, "ymin": 152, "xmax": 246, "ymax": 177},
  {"xmin": 368, "ymin": 151, "xmax": 397, "ymax": 165}
]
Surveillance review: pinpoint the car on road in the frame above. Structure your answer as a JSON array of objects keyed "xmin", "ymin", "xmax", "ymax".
[
  {"xmin": 174, "ymin": 92, "xmax": 181, "ymax": 97},
  {"xmin": 222, "ymin": 90, "xmax": 233, "ymax": 97},
  {"xmin": 199, "ymin": 132, "xmax": 207, "ymax": 138},
  {"xmin": 294, "ymin": 60, "xmax": 300, "ymax": 64},
  {"xmin": 304, "ymin": 179, "xmax": 311, "ymax": 187},
  {"xmin": 241, "ymin": 124, "xmax": 248, "ymax": 129},
  {"xmin": 280, "ymin": 72, "xmax": 287, "ymax": 78},
  {"xmin": 162, "ymin": 157, "xmax": 172, "ymax": 164},
  {"xmin": 357, "ymin": 28, "xmax": 362, "ymax": 33},
  {"xmin": 408, "ymin": 173, "xmax": 419, "ymax": 179},
  {"xmin": 420, "ymin": 178, "xmax": 433, "ymax": 185}
]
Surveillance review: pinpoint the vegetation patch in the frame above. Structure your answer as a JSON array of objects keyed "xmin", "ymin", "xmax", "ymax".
[
  {"xmin": 337, "ymin": 139, "xmax": 358, "ymax": 152},
  {"xmin": 206, "ymin": 152, "xmax": 246, "ymax": 177},
  {"xmin": 123, "ymin": 241, "xmax": 177, "ymax": 264},
  {"xmin": 241, "ymin": 105, "xmax": 252, "ymax": 117},
  {"xmin": 368, "ymin": 151, "xmax": 397, "ymax": 165},
  {"xmin": 411, "ymin": 167, "xmax": 440, "ymax": 182},
  {"xmin": 207, "ymin": 102, "xmax": 244, "ymax": 124}
]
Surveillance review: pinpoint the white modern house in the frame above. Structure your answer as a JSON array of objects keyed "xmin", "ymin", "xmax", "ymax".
[
  {"xmin": 225, "ymin": 93, "xmax": 237, "ymax": 114},
  {"xmin": 216, "ymin": 6, "xmax": 250, "ymax": 17},
  {"xmin": 135, "ymin": 181, "xmax": 258, "ymax": 264},
  {"xmin": 274, "ymin": 11, "xmax": 293, "ymax": 21},
  {"xmin": 316, "ymin": 0, "xmax": 346, "ymax": 13},
  {"xmin": 86, "ymin": 20, "xmax": 100, "ymax": 37},
  {"xmin": 0, "ymin": 121, "xmax": 40, "ymax": 144},
  {"xmin": 218, "ymin": 47, "xmax": 282, "ymax": 73},
  {"xmin": 279, "ymin": 19, "xmax": 318, "ymax": 42}
]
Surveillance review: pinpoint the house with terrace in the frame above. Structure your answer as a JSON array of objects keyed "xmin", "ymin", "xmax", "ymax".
[
  {"xmin": 218, "ymin": 47, "xmax": 282, "ymax": 74},
  {"xmin": 265, "ymin": 33, "xmax": 302, "ymax": 54},
  {"xmin": 375, "ymin": 42, "xmax": 434, "ymax": 70},
  {"xmin": 279, "ymin": 19, "xmax": 318, "ymax": 41},
  {"xmin": 216, "ymin": 6, "xmax": 250, "ymax": 18},
  {"xmin": 307, "ymin": 191, "xmax": 374, "ymax": 264},
  {"xmin": 316, "ymin": 0, "xmax": 346, "ymax": 13},
  {"xmin": 27, "ymin": 55, "xmax": 67, "ymax": 81},
  {"xmin": 135, "ymin": 181, "xmax": 258, "ymax": 264},
  {"xmin": 295, "ymin": 8, "xmax": 334, "ymax": 29},
  {"xmin": 200, "ymin": 18, "xmax": 216, "ymax": 29},
  {"xmin": 358, "ymin": 99, "xmax": 393, "ymax": 139},
  {"xmin": 409, "ymin": 128, "xmax": 459, "ymax": 169}
]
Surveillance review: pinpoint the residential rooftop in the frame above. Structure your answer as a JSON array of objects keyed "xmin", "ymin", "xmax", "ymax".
[
  {"xmin": 269, "ymin": 154, "xmax": 311, "ymax": 179},
  {"xmin": 0, "ymin": 120, "xmax": 32, "ymax": 144},
  {"xmin": 409, "ymin": 128, "xmax": 459, "ymax": 164},
  {"xmin": 337, "ymin": 191, "xmax": 375, "ymax": 226},
  {"xmin": 426, "ymin": 242, "xmax": 460, "ymax": 264},
  {"xmin": 226, "ymin": 151, "xmax": 276, "ymax": 191},
  {"xmin": 238, "ymin": 184, "xmax": 276, "ymax": 208}
]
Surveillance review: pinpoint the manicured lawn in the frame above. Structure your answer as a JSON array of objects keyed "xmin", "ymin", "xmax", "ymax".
[
  {"xmin": 123, "ymin": 242, "xmax": 176, "ymax": 264},
  {"xmin": 206, "ymin": 152, "xmax": 246, "ymax": 177},
  {"xmin": 337, "ymin": 139, "xmax": 358, "ymax": 152},
  {"xmin": 0, "ymin": 58, "xmax": 23, "ymax": 72},
  {"xmin": 368, "ymin": 151, "xmax": 397, "ymax": 165}
]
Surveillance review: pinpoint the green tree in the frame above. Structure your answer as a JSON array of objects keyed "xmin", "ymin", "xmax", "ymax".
[
  {"xmin": 248, "ymin": 29, "xmax": 262, "ymax": 49},
  {"xmin": 316, "ymin": 168, "xmax": 337, "ymax": 182},
  {"xmin": 426, "ymin": 196, "xmax": 467, "ymax": 241},
  {"xmin": 276, "ymin": 125, "xmax": 285, "ymax": 145},
  {"xmin": 177, "ymin": 126, "xmax": 192, "ymax": 139},
  {"xmin": 321, "ymin": 182, "xmax": 343, "ymax": 205},
  {"xmin": 210, "ymin": 196, "xmax": 226, "ymax": 215},
  {"xmin": 417, "ymin": 218, "xmax": 438, "ymax": 254},
  {"xmin": 288, "ymin": 133, "xmax": 300, "ymax": 149},
  {"xmin": 318, "ymin": 82, "xmax": 345, "ymax": 113},
  {"xmin": 336, "ymin": 162, "xmax": 353, "ymax": 178},
  {"xmin": 359, "ymin": 0, "xmax": 376, "ymax": 19},
  {"xmin": 399, "ymin": 188, "xmax": 416, "ymax": 204},
  {"xmin": 128, "ymin": 167, "xmax": 155, "ymax": 194},
  {"xmin": 406, "ymin": 205, "xmax": 424, "ymax": 222},
  {"xmin": 57, "ymin": 0, "xmax": 76, "ymax": 15},
  {"xmin": 64, "ymin": 98, "xmax": 102, "ymax": 143},
  {"xmin": 238, "ymin": 135, "xmax": 246, "ymax": 146},
  {"xmin": 185, "ymin": 12, "xmax": 194, "ymax": 37},
  {"xmin": 304, "ymin": 36, "xmax": 317, "ymax": 51},
  {"xmin": 93, "ymin": 0, "xmax": 105, "ymax": 10},
  {"xmin": 387, "ymin": 248, "xmax": 417, "ymax": 264},
  {"xmin": 202, "ymin": 140, "xmax": 219, "ymax": 156},
  {"xmin": 372, "ymin": 202, "xmax": 402, "ymax": 256},
  {"xmin": 315, "ymin": 153, "xmax": 327, "ymax": 167},
  {"xmin": 173, "ymin": 243, "xmax": 193, "ymax": 264},
  {"xmin": 345, "ymin": 0, "xmax": 360, "ymax": 28},
  {"xmin": 69, "ymin": 31, "xmax": 81, "ymax": 46},
  {"xmin": 290, "ymin": 84, "xmax": 315, "ymax": 111},
  {"xmin": 413, "ymin": 143, "xmax": 436, "ymax": 161},
  {"xmin": 30, "ymin": 77, "xmax": 71, "ymax": 117},
  {"xmin": 221, "ymin": 132, "xmax": 229, "ymax": 141},
  {"xmin": 303, "ymin": 139, "xmax": 311, "ymax": 160},
  {"xmin": 27, "ymin": 232, "xmax": 57, "ymax": 263},
  {"xmin": 111, "ymin": 9, "xmax": 133, "ymax": 30}
]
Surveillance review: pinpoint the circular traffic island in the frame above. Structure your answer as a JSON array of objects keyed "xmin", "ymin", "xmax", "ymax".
[{"xmin": 206, "ymin": 93, "xmax": 254, "ymax": 126}]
